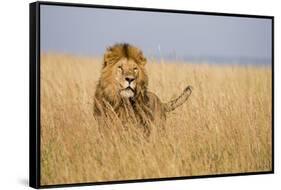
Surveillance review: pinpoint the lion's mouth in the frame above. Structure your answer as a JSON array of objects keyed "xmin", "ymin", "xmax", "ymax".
[
  {"xmin": 120, "ymin": 87, "xmax": 135, "ymax": 98},
  {"xmin": 126, "ymin": 86, "xmax": 135, "ymax": 91}
]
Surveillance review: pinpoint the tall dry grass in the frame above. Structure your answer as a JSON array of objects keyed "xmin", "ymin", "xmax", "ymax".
[{"xmin": 40, "ymin": 53, "xmax": 272, "ymax": 185}]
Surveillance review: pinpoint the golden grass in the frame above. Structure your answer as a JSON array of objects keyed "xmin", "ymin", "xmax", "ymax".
[{"xmin": 40, "ymin": 53, "xmax": 272, "ymax": 185}]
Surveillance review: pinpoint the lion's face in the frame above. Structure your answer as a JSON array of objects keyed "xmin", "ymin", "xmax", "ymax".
[
  {"xmin": 96, "ymin": 43, "xmax": 148, "ymax": 105},
  {"xmin": 115, "ymin": 58, "xmax": 140, "ymax": 98}
]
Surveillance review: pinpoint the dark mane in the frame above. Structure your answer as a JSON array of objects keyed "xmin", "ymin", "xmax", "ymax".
[{"xmin": 103, "ymin": 43, "xmax": 147, "ymax": 67}]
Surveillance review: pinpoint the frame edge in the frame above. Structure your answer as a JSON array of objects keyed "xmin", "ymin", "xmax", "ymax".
[{"xmin": 29, "ymin": 1, "xmax": 40, "ymax": 189}]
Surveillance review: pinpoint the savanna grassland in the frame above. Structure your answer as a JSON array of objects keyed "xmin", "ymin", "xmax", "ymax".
[{"xmin": 40, "ymin": 53, "xmax": 272, "ymax": 185}]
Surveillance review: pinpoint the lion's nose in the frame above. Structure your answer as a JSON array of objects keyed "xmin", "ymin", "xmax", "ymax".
[{"xmin": 125, "ymin": 76, "xmax": 135, "ymax": 83}]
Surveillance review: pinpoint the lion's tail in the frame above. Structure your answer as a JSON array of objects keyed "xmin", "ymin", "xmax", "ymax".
[{"xmin": 163, "ymin": 86, "xmax": 192, "ymax": 112}]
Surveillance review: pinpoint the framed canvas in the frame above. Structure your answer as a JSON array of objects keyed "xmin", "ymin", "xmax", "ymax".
[{"xmin": 29, "ymin": 1, "xmax": 274, "ymax": 188}]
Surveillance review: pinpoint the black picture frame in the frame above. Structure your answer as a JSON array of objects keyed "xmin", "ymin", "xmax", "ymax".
[{"xmin": 29, "ymin": 1, "xmax": 274, "ymax": 189}]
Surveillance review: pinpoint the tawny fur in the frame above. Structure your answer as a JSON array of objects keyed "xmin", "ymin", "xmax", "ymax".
[{"xmin": 94, "ymin": 43, "xmax": 192, "ymax": 133}]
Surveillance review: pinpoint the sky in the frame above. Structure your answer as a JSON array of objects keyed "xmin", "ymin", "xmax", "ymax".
[{"xmin": 40, "ymin": 5, "xmax": 272, "ymax": 64}]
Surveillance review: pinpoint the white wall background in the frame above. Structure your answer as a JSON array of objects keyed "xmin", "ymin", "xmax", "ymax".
[{"xmin": 0, "ymin": 0, "xmax": 278, "ymax": 189}]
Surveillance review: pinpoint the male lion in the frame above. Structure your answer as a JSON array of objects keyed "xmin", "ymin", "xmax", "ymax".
[{"xmin": 94, "ymin": 43, "xmax": 192, "ymax": 134}]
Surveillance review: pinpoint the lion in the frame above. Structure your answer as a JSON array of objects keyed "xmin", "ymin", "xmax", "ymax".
[{"xmin": 94, "ymin": 43, "xmax": 192, "ymax": 134}]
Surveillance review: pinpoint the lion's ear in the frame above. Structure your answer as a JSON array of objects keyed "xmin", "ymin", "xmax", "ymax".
[
  {"xmin": 138, "ymin": 51, "xmax": 147, "ymax": 66},
  {"xmin": 103, "ymin": 50, "xmax": 113, "ymax": 68}
]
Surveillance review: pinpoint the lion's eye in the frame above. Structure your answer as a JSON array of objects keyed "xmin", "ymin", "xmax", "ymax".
[
  {"xmin": 117, "ymin": 66, "xmax": 123, "ymax": 71},
  {"xmin": 133, "ymin": 67, "xmax": 138, "ymax": 72}
]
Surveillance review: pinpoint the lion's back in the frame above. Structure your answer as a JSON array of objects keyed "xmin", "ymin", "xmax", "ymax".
[{"xmin": 145, "ymin": 91, "xmax": 166, "ymax": 121}]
